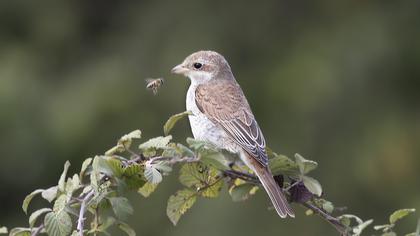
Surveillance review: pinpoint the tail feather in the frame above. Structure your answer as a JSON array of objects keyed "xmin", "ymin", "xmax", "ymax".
[{"xmin": 253, "ymin": 164, "xmax": 295, "ymax": 218}]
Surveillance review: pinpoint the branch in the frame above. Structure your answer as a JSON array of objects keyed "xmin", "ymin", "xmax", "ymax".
[
  {"xmin": 77, "ymin": 190, "xmax": 95, "ymax": 236},
  {"xmin": 31, "ymin": 224, "xmax": 44, "ymax": 236},
  {"xmin": 222, "ymin": 169, "xmax": 349, "ymax": 235},
  {"xmin": 302, "ymin": 202, "xmax": 349, "ymax": 235}
]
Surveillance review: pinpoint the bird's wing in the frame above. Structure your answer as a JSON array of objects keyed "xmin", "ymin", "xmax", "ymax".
[{"xmin": 195, "ymin": 80, "xmax": 268, "ymax": 167}]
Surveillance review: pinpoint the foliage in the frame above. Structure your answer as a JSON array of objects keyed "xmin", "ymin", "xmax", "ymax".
[{"xmin": 1, "ymin": 113, "xmax": 418, "ymax": 236}]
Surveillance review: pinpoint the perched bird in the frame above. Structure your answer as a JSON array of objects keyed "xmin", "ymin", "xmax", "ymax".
[{"xmin": 171, "ymin": 50, "xmax": 294, "ymax": 218}]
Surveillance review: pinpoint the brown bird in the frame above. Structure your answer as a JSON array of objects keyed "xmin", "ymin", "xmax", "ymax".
[{"xmin": 171, "ymin": 50, "xmax": 294, "ymax": 218}]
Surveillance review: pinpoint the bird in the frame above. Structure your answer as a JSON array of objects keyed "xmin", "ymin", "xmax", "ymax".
[{"xmin": 171, "ymin": 50, "xmax": 294, "ymax": 218}]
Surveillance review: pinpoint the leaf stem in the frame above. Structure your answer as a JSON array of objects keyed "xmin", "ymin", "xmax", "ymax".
[
  {"xmin": 31, "ymin": 224, "xmax": 44, "ymax": 236},
  {"xmin": 77, "ymin": 190, "xmax": 95, "ymax": 236}
]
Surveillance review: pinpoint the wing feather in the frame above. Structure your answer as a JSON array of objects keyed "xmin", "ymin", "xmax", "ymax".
[{"xmin": 195, "ymin": 80, "xmax": 268, "ymax": 167}]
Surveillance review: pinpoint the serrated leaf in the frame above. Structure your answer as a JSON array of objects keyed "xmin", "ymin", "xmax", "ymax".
[
  {"xmin": 144, "ymin": 164, "xmax": 162, "ymax": 184},
  {"xmin": 118, "ymin": 222, "xmax": 136, "ymax": 236},
  {"xmin": 352, "ymin": 219, "xmax": 373, "ymax": 236},
  {"xmin": 167, "ymin": 189, "xmax": 197, "ymax": 225},
  {"xmin": 199, "ymin": 149, "xmax": 229, "ymax": 170},
  {"xmin": 123, "ymin": 164, "xmax": 142, "ymax": 177},
  {"xmin": 110, "ymin": 130, "xmax": 142, "ymax": 154},
  {"xmin": 151, "ymin": 161, "xmax": 172, "ymax": 173},
  {"xmin": 138, "ymin": 182, "xmax": 158, "ymax": 197},
  {"xmin": 302, "ymin": 176, "xmax": 322, "ymax": 197},
  {"xmin": 53, "ymin": 195, "xmax": 67, "ymax": 213},
  {"xmin": 106, "ymin": 158, "xmax": 124, "ymax": 178},
  {"xmin": 29, "ymin": 208, "xmax": 51, "ymax": 227},
  {"xmin": 9, "ymin": 227, "xmax": 30, "ymax": 236},
  {"xmin": 44, "ymin": 211, "xmax": 72, "ymax": 236},
  {"xmin": 0, "ymin": 227, "xmax": 7, "ymax": 234},
  {"xmin": 42, "ymin": 186, "xmax": 58, "ymax": 203},
  {"xmin": 79, "ymin": 158, "xmax": 92, "ymax": 180},
  {"xmin": 164, "ymin": 111, "xmax": 192, "ymax": 135},
  {"xmin": 229, "ymin": 183, "xmax": 259, "ymax": 202},
  {"xmin": 139, "ymin": 136, "xmax": 172, "ymax": 150},
  {"xmin": 22, "ymin": 189, "xmax": 44, "ymax": 214},
  {"xmin": 269, "ymin": 154, "xmax": 299, "ymax": 176},
  {"xmin": 109, "ymin": 197, "xmax": 134, "ymax": 221},
  {"xmin": 179, "ymin": 163, "xmax": 222, "ymax": 198},
  {"xmin": 58, "ymin": 161, "xmax": 71, "ymax": 193},
  {"xmin": 294, "ymin": 153, "xmax": 317, "ymax": 174},
  {"xmin": 389, "ymin": 208, "xmax": 416, "ymax": 224}
]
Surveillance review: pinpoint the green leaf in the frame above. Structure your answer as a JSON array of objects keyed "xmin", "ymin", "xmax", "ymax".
[
  {"xmin": 53, "ymin": 195, "xmax": 67, "ymax": 213},
  {"xmin": 139, "ymin": 136, "xmax": 172, "ymax": 150},
  {"xmin": 322, "ymin": 200, "xmax": 334, "ymax": 214},
  {"xmin": 58, "ymin": 161, "xmax": 71, "ymax": 193},
  {"xmin": 123, "ymin": 164, "xmax": 142, "ymax": 177},
  {"xmin": 229, "ymin": 182, "xmax": 259, "ymax": 202},
  {"xmin": 0, "ymin": 227, "xmax": 7, "ymax": 234},
  {"xmin": 167, "ymin": 189, "xmax": 197, "ymax": 225},
  {"xmin": 44, "ymin": 211, "xmax": 72, "ymax": 236},
  {"xmin": 389, "ymin": 208, "xmax": 416, "ymax": 224},
  {"xmin": 374, "ymin": 224, "xmax": 392, "ymax": 232},
  {"xmin": 119, "ymin": 130, "xmax": 142, "ymax": 148},
  {"xmin": 118, "ymin": 222, "xmax": 136, "ymax": 236},
  {"xmin": 352, "ymin": 219, "xmax": 373, "ymax": 236},
  {"xmin": 294, "ymin": 153, "xmax": 318, "ymax": 175},
  {"xmin": 138, "ymin": 182, "xmax": 158, "ymax": 197},
  {"xmin": 305, "ymin": 209, "xmax": 314, "ymax": 216},
  {"xmin": 79, "ymin": 158, "xmax": 92, "ymax": 180},
  {"xmin": 109, "ymin": 197, "xmax": 134, "ymax": 221},
  {"xmin": 151, "ymin": 160, "xmax": 172, "ymax": 173},
  {"xmin": 199, "ymin": 149, "xmax": 230, "ymax": 170},
  {"xmin": 144, "ymin": 164, "xmax": 163, "ymax": 184},
  {"xmin": 65, "ymin": 174, "xmax": 80, "ymax": 198},
  {"xmin": 29, "ymin": 208, "xmax": 51, "ymax": 227},
  {"xmin": 22, "ymin": 189, "xmax": 43, "ymax": 214},
  {"xmin": 302, "ymin": 176, "xmax": 322, "ymax": 196},
  {"xmin": 269, "ymin": 154, "xmax": 299, "ymax": 176},
  {"xmin": 96, "ymin": 216, "xmax": 116, "ymax": 233},
  {"xmin": 179, "ymin": 163, "xmax": 223, "ymax": 198},
  {"xmin": 9, "ymin": 228, "xmax": 30, "ymax": 236},
  {"xmin": 164, "ymin": 111, "xmax": 192, "ymax": 135},
  {"xmin": 106, "ymin": 158, "xmax": 124, "ymax": 178},
  {"xmin": 186, "ymin": 138, "xmax": 214, "ymax": 150},
  {"xmin": 42, "ymin": 186, "xmax": 58, "ymax": 203}
]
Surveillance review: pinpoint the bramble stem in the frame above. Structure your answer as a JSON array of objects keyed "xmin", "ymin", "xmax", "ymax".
[{"xmin": 77, "ymin": 190, "xmax": 95, "ymax": 236}]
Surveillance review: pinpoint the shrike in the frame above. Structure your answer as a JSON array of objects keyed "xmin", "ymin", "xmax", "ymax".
[{"xmin": 171, "ymin": 50, "xmax": 294, "ymax": 218}]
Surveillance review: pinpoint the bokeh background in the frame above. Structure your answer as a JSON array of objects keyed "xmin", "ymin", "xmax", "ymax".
[{"xmin": 1, "ymin": 0, "xmax": 419, "ymax": 235}]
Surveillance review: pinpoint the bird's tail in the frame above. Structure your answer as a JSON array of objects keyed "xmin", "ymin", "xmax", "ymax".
[
  {"xmin": 252, "ymin": 161, "xmax": 295, "ymax": 218},
  {"xmin": 239, "ymin": 151, "xmax": 295, "ymax": 218}
]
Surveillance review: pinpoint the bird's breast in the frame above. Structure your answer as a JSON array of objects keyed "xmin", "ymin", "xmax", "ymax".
[{"xmin": 186, "ymin": 84, "xmax": 239, "ymax": 153}]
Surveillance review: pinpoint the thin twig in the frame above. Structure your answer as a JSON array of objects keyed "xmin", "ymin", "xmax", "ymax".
[
  {"xmin": 77, "ymin": 190, "xmax": 95, "ymax": 236},
  {"xmin": 31, "ymin": 224, "xmax": 44, "ymax": 236},
  {"xmin": 302, "ymin": 202, "xmax": 349, "ymax": 235}
]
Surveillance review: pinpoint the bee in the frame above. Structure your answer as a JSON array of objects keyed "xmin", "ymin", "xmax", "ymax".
[{"xmin": 145, "ymin": 78, "xmax": 164, "ymax": 95}]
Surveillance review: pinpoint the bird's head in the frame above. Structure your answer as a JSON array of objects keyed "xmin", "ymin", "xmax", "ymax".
[{"xmin": 171, "ymin": 50, "xmax": 234, "ymax": 84}]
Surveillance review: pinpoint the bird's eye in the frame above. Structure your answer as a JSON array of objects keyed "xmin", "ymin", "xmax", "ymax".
[{"xmin": 193, "ymin": 63, "xmax": 203, "ymax": 69}]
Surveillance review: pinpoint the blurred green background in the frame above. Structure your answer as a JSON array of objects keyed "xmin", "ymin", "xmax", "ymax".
[{"xmin": 1, "ymin": 0, "xmax": 419, "ymax": 235}]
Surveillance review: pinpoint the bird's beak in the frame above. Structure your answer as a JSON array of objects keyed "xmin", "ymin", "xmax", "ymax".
[{"xmin": 171, "ymin": 64, "xmax": 188, "ymax": 75}]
